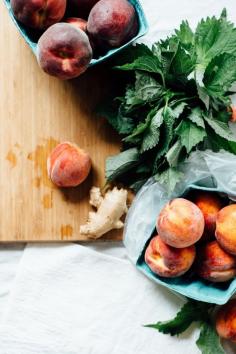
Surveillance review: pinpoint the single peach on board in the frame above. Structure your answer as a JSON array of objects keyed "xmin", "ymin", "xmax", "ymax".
[
  {"xmin": 196, "ymin": 241, "xmax": 236, "ymax": 282},
  {"xmin": 157, "ymin": 198, "xmax": 204, "ymax": 248},
  {"xmin": 65, "ymin": 17, "xmax": 87, "ymax": 32},
  {"xmin": 191, "ymin": 191, "xmax": 224, "ymax": 240},
  {"xmin": 10, "ymin": 0, "xmax": 66, "ymax": 30},
  {"xmin": 87, "ymin": 0, "xmax": 138, "ymax": 48},
  {"xmin": 216, "ymin": 299, "xmax": 236, "ymax": 342},
  {"xmin": 144, "ymin": 235, "xmax": 196, "ymax": 278},
  {"xmin": 47, "ymin": 142, "xmax": 91, "ymax": 187},
  {"xmin": 216, "ymin": 204, "xmax": 236, "ymax": 255},
  {"xmin": 37, "ymin": 23, "xmax": 92, "ymax": 80}
]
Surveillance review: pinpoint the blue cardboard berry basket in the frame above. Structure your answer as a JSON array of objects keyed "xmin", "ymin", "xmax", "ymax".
[
  {"xmin": 4, "ymin": 0, "xmax": 148, "ymax": 66},
  {"xmin": 124, "ymin": 150, "xmax": 236, "ymax": 305}
]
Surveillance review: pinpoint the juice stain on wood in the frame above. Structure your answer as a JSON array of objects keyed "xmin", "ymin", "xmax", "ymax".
[
  {"xmin": 28, "ymin": 137, "xmax": 59, "ymax": 188},
  {"xmin": 61, "ymin": 224, "xmax": 73, "ymax": 239},
  {"xmin": 42, "ymin": 192, "xmax": 53, "ymax": 209},
  {"xmin": 6, "ymin": 150, "xmax": 17, "ymax": 168}
]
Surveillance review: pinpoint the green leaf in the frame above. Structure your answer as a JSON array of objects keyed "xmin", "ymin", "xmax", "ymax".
[
  {"xmin": 171, "ymin": 45, "xmax": 194, "ymax": 78},
  {"xmin": 114, "ymin": 43, "xmax": 153, "ymax": 66},
  {"xmin": 187, "ymin": 107, "xmax": 205, "ymax": 128},
  {"xmin": 171, "ymin": 102, "xmax": 187, "ymax": 118},
  {"xmin": 154, "ymin": 167, "xmax": 184, "ymax": 193},
  {"xmin": 105, "ymin": 148, "xmax": 139, "ymax": 181},
  {"xmin": 166, "ymin": 140, "xmax": 183, "ymax": 167},
  {"xmin": 135, "ymin": 72, "xmax": 163, "ymax": 102},
  {"xmin": 124, "ymin": 85, "xmax": 144, "ymax": 111},
  {"xmin": 175, "ymin": 20, "xmax": 194, "ymax": 47},
  {"xmin": 204, "ymin": 115, "xmax": 235, "ymax": 141},
  {"xmin": 98, "ymin": 101, "xmax": 134, "ymax": 135},
  {"xmin": 196, "ymin": 323, "xmax": 225, "ymax": 354},
  {"xmin": 145, "ymin": 300, "xmax": 212, "ymax": 336},
  {"xmin": 176, "ymin": 120, "xmax": 207, "ymax": 153},
  {"xmin": 140, "ymin": 108, "xmax": 164, "ymax": 152},
  {"xmin": 204, "ymin": 53, "xmax": 236, "ymax": 99},
  {"xmin": 195, "ymin": 14, "xmax": 236, "ymax": 68},
  {"xmin": 115, "ymin": 55, "xmax": 163, "ymax": 75}
]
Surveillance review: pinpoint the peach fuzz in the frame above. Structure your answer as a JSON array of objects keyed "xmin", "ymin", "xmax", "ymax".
[
  {"xmin": 47, "ymin": 142, "xmax": 91, "ymax": 187},
  {"xmin": 216, "ymin": 204, "xmax": 236, "ymax": 255},
  {"xmin": 191, "ymin": 191, "xmax": 224, "ymax": 240},
  {"xmin": 65, "ymin": 18, "xmax": 87, "ymax": 33},
  {"xmin": 196, "ymin": 241, "xmax": 236, "ymax": 282},
  {"xmin": 216, "ymin": 299, "xmax": 236, "ymax": 342},
  {"xmin": 37, "ymin": 23, "xmax": 92, "ymax": 80},
  {"xmin": 145, "ymin": 235, "xmax": 196, "ymax": 278},
  {"xmin": 10, "ymin": 0, "xmax": 66, "ymax": 30},
  {"xmin": 157, "ymin": 198, "xmax": 204, "ymax": 248},
  {"xmin": 87, "ymin": 0, "xmax": 138, "ymax": 48}
]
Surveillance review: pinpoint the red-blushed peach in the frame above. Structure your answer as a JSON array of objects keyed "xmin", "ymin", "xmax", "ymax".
[
  {"xmin": 216, "ymin": 204, "xmax": 236, "ymax": 255},
  {"xmin": 191, "ymin": 191, "xmax": 224, "ymax": 240},
  {"xmin": 37, "ymin": 23, "xmax": 92, "ymax": 80},
  {"xmin": 65, "ymin": 17, "xmax": 87, "ymax": 32},
  {"xmin": 157, "ymin": 198, "xmax": 205, "ymax": 248},
  {"xmin": 67, "ymin": 0, "xmax": 100, "ymax": 19},
  {"xmin": 47, "ymin": 142, "xmax": 91, "ymax": 187},
  {"xmin": 144, "ymin": 235, "xmax": 196, "ymax": 278},
  {"xmin": 196, "ymin": 241, "xmax": 236, "ymax": 282},
  {"xmin": 10, "ymin": 0, "xmax": 66, "ymax": 30},
  {"xmin": 216, "ymin": 299, "xmax": 236, "ymax": 342},
  {"xmin": 230, "ymin": 106, "xmax": 236, "ymax": 122},
  {"xmin": 87, "ymin": 0, "xmax": 138, "ymax": 48}
]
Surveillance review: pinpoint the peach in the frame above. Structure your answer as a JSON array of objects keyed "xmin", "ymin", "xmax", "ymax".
[
  {"xmin": 67, "ymin": 0, "xmax": 99, "ymax": 19},
  {"xmin": 87, "ymin": 0, "xmax": 138, "ymax": 48},
  {"xmin": 229, "ymin": 106, "xmax": 236, "ymax": 122},
  {"xmin": 191, "ymin": 191, "xmax": 224, "ymax": 240},
  {"xmin": 37, "ymin": 23, "xmax": 92, "ymax": 80},
  {"xmin": 216, "ymin": 204, "xmax": 236, "ymax": 255},
  {"xmin": 10, "ymin": 0, "xmax": 66, "ymax": 30},
  {"xmin": 65, "ymin": 18, "xmax": 87, "ymax": 32},
  {"xmin": 196, "ymin": 241, "xmax": 236, "ymax": 282},
  {"xmin": 216, "ymin": 299, "xmax": 236, "ymax": 342},
  {"xmin": 47, "ymin": 142, "xmax": 91, "ymax": 187},
  {"xmin": 157, "ymin": 198, "xmax": 205, "ymax": 248},
  {"xmin": 145, "ymin": 235, "xmax": 196, "ymax": 278}
]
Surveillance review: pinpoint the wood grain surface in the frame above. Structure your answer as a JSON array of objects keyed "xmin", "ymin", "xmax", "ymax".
[{"xmin": 0, "ymin": 2, "xmax": 123, "ymax": 242}]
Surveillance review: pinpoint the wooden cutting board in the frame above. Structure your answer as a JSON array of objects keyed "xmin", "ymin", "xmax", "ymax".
[{"xmin": 0, "ymin": 2, "xmax": 123, "ymax": 242}]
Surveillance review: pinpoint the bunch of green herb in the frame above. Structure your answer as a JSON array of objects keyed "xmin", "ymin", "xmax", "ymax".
[
  {"xmin": 99, "ymin": 9, "xmax": 236, "ymax": 192},
  {"xmin": 145, "ymin": 300, "xmax": 225, "ymax": 354}
]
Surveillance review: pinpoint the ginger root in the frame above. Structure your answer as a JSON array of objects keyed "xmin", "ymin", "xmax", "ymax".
[{"xmin": 80, "ymin": 186, "xmax": 128, "ymax": 238}]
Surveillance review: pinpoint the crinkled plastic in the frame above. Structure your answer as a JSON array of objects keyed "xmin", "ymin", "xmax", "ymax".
[{"xmin": 124, "ymin": 150, "xmax": 236, "ymax": 304}]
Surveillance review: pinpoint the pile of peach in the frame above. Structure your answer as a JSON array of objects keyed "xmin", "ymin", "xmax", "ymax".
[
  {"xmin": 145, "ymin": 192, "xmax": 236, "ymax": 282},
  {"xmin": 10, "ymin": 0, "xmax": 138, "ymax": 79}
]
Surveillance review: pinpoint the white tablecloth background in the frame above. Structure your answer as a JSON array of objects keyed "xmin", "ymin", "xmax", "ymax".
[{"xmin": 1, "ymin": 1, "xmax": 236, "ymax": 353}]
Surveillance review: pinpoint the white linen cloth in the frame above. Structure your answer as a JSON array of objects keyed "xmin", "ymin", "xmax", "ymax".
[
  {"xmin": 0, "ymin": 243, "xmax": 200, "ymax": 354},
  {"xmin": 1, "ymin": 1, "xmax": 236, "ymax": 353}
]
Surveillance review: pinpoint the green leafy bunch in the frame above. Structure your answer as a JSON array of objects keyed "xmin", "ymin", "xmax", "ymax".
[
  {"xmin": 145, "ymin": 300, "xmax": 225, "ymax": 354},
  {"xmin": 100, "ymin": 9, "xmax": 236, "ymax": 192}
]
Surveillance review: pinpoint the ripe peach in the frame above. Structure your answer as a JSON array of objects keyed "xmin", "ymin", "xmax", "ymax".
[
  {"xmin": 216, "ymin": 204, "xmax": 236, "ymax": 255},
  {"xmin": 37, "ymin": 23, "xmax": 92, "ymax": 80},
  {"xmin": 229, "ymin": 106, "xmax": 236, "ymax": 122},
  {"xmin": 47, "ymin": 142, "xmax": 92, "ymax": 187},
  {"xmin": 196, "ymin": 241, "xmax": 236, "ymax": 282},
  {"xmin": 191, "ymin": 191, "xmax": 224, "ymax": 240},
  {"xmin": 87, "ymin": 0, "xmax": 138, "ymax": 48},
  {"xmin": 145, "ymin": 235, "xmax": 196, "ymax": 278},
  {"xmin": 216, "ymin": 299, "xmax": 236, "ymax": 342},
  {"xmin": 65, "ymin": 18, "xmax": 87, "ymax": 32},
  {"xmin": 10, "ymin": 0, "xmax": 66, "ymax": 30},
  {"xmin": 157, "ymin": 198, "xmax": 204, "ymax": 248},
  {"xmin": 67, "ymin": 0, "xmax": 99, "ymax": 19}
]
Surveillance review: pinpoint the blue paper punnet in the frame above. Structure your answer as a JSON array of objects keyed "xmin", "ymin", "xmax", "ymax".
[
  {"xmin": 4, "ymin": 0, "xmax": 148, "ymax": 66},
  {"xmin": 124, "ymin": 151, "xmax": 236, "ymax": 305}
]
